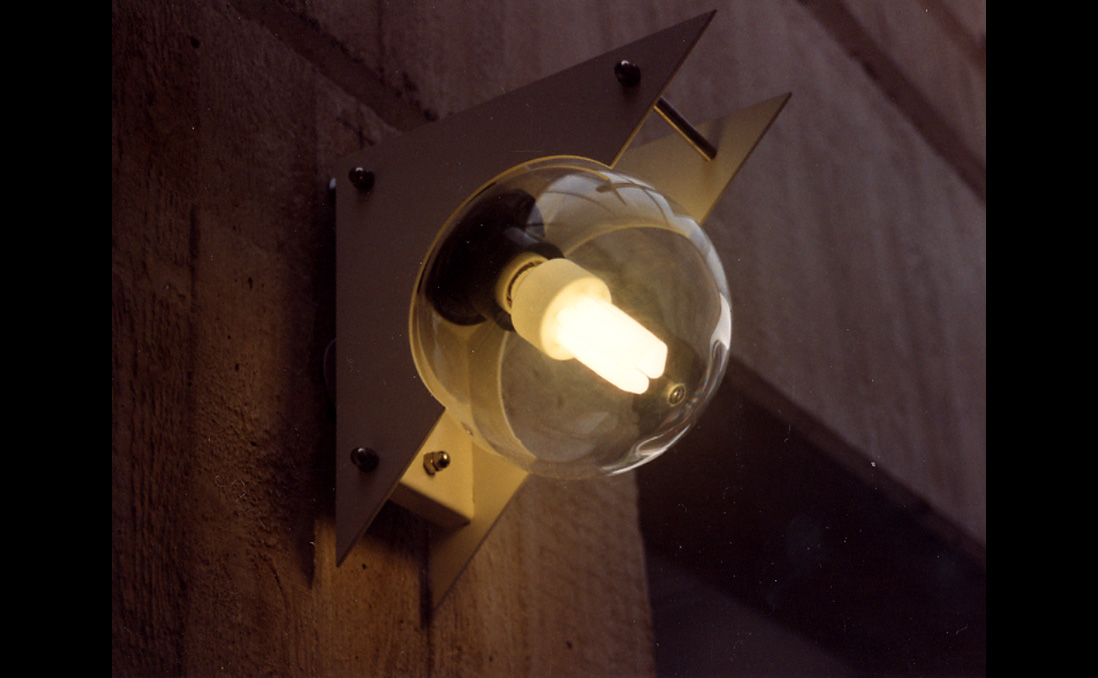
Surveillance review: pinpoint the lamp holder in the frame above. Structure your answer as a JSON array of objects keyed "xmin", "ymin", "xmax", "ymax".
[
  {"xmin": 333, "ymin": 10, "xmax": 789, "ymax": 610},
  {"xmin": 423, "ymin": 188, "xmax": 562, "ymax": 331}
]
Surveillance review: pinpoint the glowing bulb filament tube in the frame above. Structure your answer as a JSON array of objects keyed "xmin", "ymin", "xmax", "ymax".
[
  {"xmin": 507, "ymin": 257, "xmax": 667, "ymax": 394},
  {"xmin": 555, "ymin": 296, "xmax": 667, "ymax": 393}
]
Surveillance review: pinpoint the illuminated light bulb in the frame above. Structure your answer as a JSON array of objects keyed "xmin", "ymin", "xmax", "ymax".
[{"xmin": 506, "ymin": 257, "xmax": 668, "ymax": 394}]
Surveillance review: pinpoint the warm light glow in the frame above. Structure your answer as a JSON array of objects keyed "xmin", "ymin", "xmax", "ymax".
[
  {"xmin": 508, "ymin": 257, "xmax": 667, "ymax": 394},
  {"xmin": 554, "ymin": 294, "xmax": 667, "ymax": 393}
]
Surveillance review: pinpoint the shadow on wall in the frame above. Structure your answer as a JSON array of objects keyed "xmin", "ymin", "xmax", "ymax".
[{"xmin": 637, "ymin": 381, "xmax": 986, "ymax": 676}]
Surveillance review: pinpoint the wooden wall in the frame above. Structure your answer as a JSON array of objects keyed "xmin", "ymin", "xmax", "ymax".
[{"xmin": 113, "ymin": 1, "xmax": 984, "ymax": 675}]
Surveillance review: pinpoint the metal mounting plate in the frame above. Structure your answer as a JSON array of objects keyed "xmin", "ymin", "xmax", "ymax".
[
  {"xmin": 616, "ymin": 93, "xmax": 791, "ymax": 224},
  {"xmin": 428, "ymin": 423, "xmax": 529, "ymax": 609},
  {"xmin": 389, "ymin": 413, "xmax": 476, "ymax": 530},
  {"xmin": 334, "ymin": 12, "xmax": 716, "ymax": 565},
  {"xmin": 417, "ymin": 92, "xmax": 791, "ymax": 606}
]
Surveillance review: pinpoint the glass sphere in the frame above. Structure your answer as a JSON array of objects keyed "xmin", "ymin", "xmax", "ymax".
[{"xmin": 410, "ymin": 158, "xmax": 731, "ymax": 479}]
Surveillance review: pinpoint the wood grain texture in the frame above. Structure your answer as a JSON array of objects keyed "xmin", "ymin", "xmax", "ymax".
[
  {"xmin": 113, "ymin": 1, "xmax": 203, "ymax": 672},
  {"xmin": 430, "ymin": 476, "xmax": 655, "ymax": 678},
  {"xmin": 113, "ymin": 1, "xmax": 656, "ymax": 675}
]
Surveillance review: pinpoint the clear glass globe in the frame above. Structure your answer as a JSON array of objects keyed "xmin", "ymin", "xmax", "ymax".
[{"xmin": 410, "ymin": 158, "xmax": 731, "ymax": 479}]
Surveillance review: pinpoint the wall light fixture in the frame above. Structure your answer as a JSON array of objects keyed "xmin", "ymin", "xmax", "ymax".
[{"xmin": 331, "ymin": 11, "xmax": 788, "ymax": 608}]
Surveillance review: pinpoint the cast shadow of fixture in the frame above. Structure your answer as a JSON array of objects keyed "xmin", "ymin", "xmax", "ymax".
[
  {"xmin": 639, "ymin": 380, "xmax": 987, "ymax": 675},
  {"xmin": 329, "ymin": 10, "xmax": 790, "ymax": 611}
]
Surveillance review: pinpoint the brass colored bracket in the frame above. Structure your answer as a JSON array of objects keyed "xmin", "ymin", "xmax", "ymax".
[
  {"xmin": 334, "ymin": 11, "xmax": 717, "ymax": 568},
  {"xmin": 654, "ymin": 97, "xmax": 719, "ymax": 161},
  {"xmin": 333, "ymin": 10, "xmax": 789, "ymax": 612},
  {"xmin": 389, "ymin": 414, "xmax": 475, "ymax": 530},
  {"xmin": 616, "ymin": 93, "xmax": 791, "ymax": 224},
  {"xmin": 428, "ymin": 424, "xmax": 528, "ymax": 608}
]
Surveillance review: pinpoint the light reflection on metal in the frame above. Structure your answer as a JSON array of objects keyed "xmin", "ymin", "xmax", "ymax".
[
  {"xmin": 654, "ymin": 97, "xmax": 718, "ymax": 161},
  {"xmin": 332, "ymin": 10, "xmax": 789, "ymax": 612}
]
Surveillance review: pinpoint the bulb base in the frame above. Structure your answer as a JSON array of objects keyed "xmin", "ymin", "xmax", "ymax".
[{"xmin": 423, "ymin": 188, "xmax": 562, "ymax": 331}]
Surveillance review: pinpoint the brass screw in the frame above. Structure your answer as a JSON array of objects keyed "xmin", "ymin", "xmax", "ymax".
[
  {"xmin": 423, "ymin": 451, "xmax": 451, "ymax": 475},
  {"xmin": 667, "ymin": 384, "xmax": 686, "ymax": 406}
]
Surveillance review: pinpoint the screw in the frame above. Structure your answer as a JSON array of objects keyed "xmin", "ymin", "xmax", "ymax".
[
  {"xmin": 423, "ymin": 451, "xmax": 451, "ymax": 476},
  {"xmin": 614, "ymin": 60, "xmax": 641, "ymax": 87},
  {"xmin": 348, "ymin": 167, "xmax": 375, "ymax": 192},
  {"xmin": 351, "ymin": 447, "xmax": 379, "ymax": 472},
  {"xmin": 667, "ymin": 384, "xmax": 686, "ymax": 406}
]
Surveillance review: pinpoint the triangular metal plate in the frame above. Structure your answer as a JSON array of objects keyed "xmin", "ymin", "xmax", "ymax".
[
  {"xmin": 421, "ymin": 93, "xmax": 791, "ymax": 609},
  {"xmin": 334, "ymin": 13, "xmax": 716, "ymax": 564},
  {"xmin": 616, "ymin": 93, "xmax": 791, "ymax": 224}
]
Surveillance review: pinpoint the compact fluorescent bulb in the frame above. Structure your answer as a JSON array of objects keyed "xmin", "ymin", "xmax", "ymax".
[{"xmin": 507, "ymin": 257, "xmax": 667, "ymax": 394}]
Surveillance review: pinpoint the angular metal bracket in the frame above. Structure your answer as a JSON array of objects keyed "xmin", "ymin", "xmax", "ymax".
[
  {"xmin": 334, "ymin": 11, "xmax": 715, "ymax": 566},
  {"xmin": 423, "ymin": 414, "xmax": 529, "ymax": 608},
  {"xmin": 333, "ymin": 10, "xmax": 789, "ymax": 610},
  {"xmin": 618, "ymin": 92, "xmax": 791, "ymax": 224},
  {"xmin": 388, "ymin": 413, "xmax": 476, "ymax": 530}
]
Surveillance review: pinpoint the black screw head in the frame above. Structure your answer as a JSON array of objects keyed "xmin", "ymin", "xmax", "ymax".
[
  {"xmin": 348, "ymin": 167, "xmax": 375, "ymax": 192},
  {"xmin": 614, "ymin": 60, "xmax": 641, "ymax": 87},
  {"xmin": 351, "ymin": 446, "xmax": 379, "ymax": 472}
]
